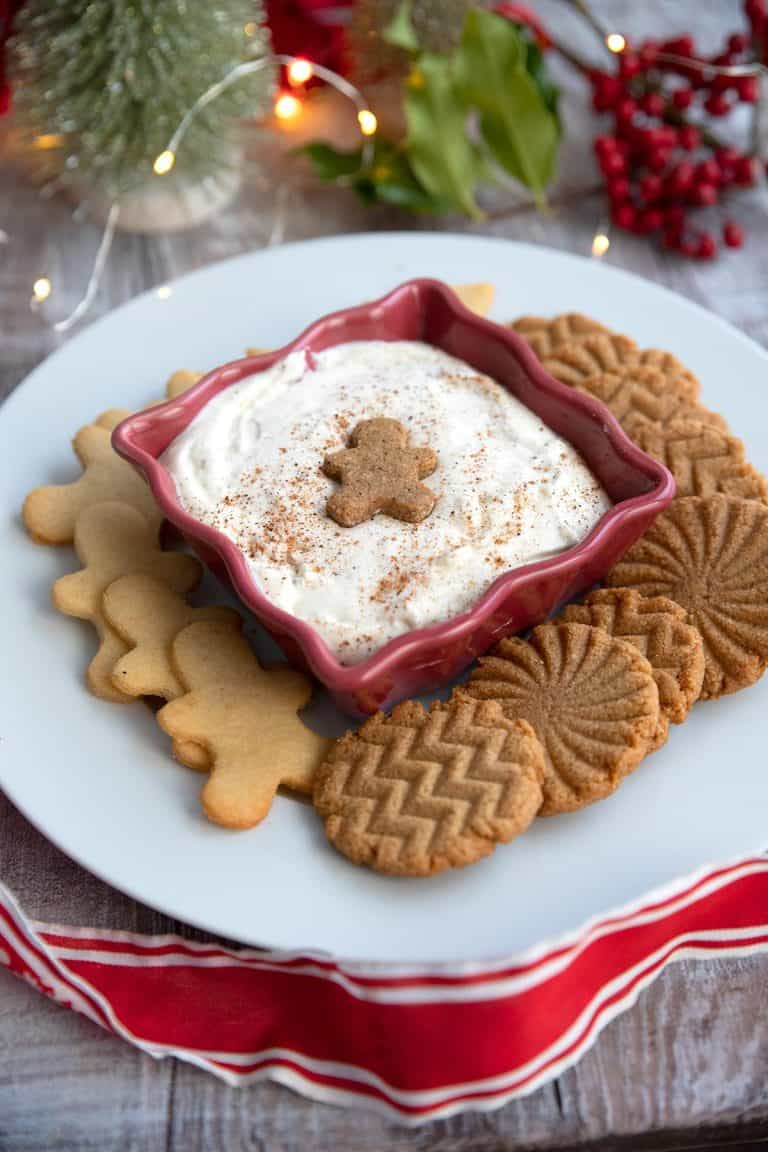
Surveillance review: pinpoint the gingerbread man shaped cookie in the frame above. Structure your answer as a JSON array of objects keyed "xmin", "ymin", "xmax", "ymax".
[{"xmin": 322, "ymin": 417, "xmax": 438, "ymax": 527}]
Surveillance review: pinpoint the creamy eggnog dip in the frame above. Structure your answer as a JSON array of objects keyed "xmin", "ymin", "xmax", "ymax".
[{"xmin": 162, "ymin": 341, "xmax": 612, "ymax": 662}]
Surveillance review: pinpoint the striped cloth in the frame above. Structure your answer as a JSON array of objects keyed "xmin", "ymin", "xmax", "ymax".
[{"xmin": 2, "ymin": 858, "xmax": 768, "ymax": 1122}]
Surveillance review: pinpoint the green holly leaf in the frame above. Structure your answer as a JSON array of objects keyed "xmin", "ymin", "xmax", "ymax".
[
  {"xmin": 382, "ymin": 0, "xmax": 420, "ymax": 53},
  {"xmin": 456, "ymin": 8, "xmax": 560, "ymax": 203},
  {"xmin": 404, "ymin": 54, "xmax": 486, "ymax": 218},
  {"xmin": 524, "ymin": 39, "xmax": 560, "ymax": 120},
  {"xmin": 299, "ymin": 142, "xmax": 364, "ymax": 181}
]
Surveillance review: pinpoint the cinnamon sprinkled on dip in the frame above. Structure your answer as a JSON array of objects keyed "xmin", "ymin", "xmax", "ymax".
[{"xmin": 162, "ymin": 341, "xmax": 611, "ymax": 662}]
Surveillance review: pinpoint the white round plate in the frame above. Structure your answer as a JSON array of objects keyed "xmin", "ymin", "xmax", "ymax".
[{"xmin": 2, "ymin": 234, "xmax": 767, "ymax": 965}]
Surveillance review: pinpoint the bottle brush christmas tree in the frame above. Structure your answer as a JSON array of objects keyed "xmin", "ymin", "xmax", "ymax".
[{"xmin": 9, "ymin": 0, "xmax": 273, "ymax": 230}]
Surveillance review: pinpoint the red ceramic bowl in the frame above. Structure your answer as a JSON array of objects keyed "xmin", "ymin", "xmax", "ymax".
[{"xmin": 113, "ymin": 279, "xmax": 674, "ymax": 716}]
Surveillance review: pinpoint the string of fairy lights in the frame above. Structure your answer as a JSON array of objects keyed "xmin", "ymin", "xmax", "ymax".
[
  {"xmin": 27, "ymin": 10, "xmax": 767, "ymax": 325},
  {"xmin": 30, "ymin": 51, "xmax": 378, "ymax": 330}
]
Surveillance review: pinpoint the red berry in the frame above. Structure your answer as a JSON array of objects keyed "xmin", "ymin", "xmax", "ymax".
[
  {"xmin": 723, "ymin": 220, "xmax": 744, "ymax": 248},
  {"xmin": 600, "ymin": 150, "xmax": 627, "ymax": 177},
  {"xmin": 618, "ymin": 52, "xmax": 641, "ymax": 80},
  {"xmin": 615, "ymin": 96, "xmax": 637, "ymax": 122},
  {"xmin": 640, "ymin": 91, "xmax": 666, "ymax": 118},
  {"xmin": 691, "ymin": 182, "xmax": 718, "ymax": 206},
  {"xmin": 662, "ymin": 35, "xmax": 695, "ymax": 57},
  {"xmin": 679, "ymin": 239, "xmax": 700, "ymax": 258},
  {"xmin": 672, "ymin": 87, "xmax": 694, "ymax": 110},
  {"xmin": 733, "ymin": 155, "xmax": 757, "ymax": 185},
  {"xmin": 667, "ymin": 161, "xmax": 695, "ymax": 195},
  {"xmin": 665, "ymin": 204, "xmax": 686, "ymax": 232},
  {"xmin": 705, "ymin": 92, "xmax": 731, "ymax": 116},
  {"xmin": 612, "ymin": 202, "xmax": 636, "ymax": 230},
  {"xmin": 663, "ymin": 228, "xmax": 683, "ymax": 250},
  {"xmin": 647, "ymin": 147, "xmax": 671, "ymax": 172},
  {"xmin": 594, "ymin": 134, "xmax": 619, "ymax": 157},
  {"xmin": 639, "ymin": 173, "xmax": 663, "ymax": 202},
  {"xmin": 590, "ymin": 71, "xmax": 623, "ymax": 111},
  {"xmin": 639, "ymin": 40, "xmax": 660, "ymax": 67},
  {"xmin": 736, "ymin": 76, "xmax": 759, "ymax": 102},
  {"xmin": 696, "ymin": 158, "xmax": 721, "ymax": 186},
  {"xmin": 637, "ymin": 208, "xmax": 664, "ymax": 234},
  {"xmin": 607, "ymin": 177, "xmax": 630, "ymax": 202},
  {"xmin": 715, "ymin": 146, "xmax": 740, "ymax": 170},
  {"xmin": 678, "ymin": 124, "xmax": 701, "ymax": 151},
  {"xmin": 728, "ymin": 33, "xmax": 749, "ymax": 54},
  {"xmin": 695, "ymin": 233, "xmax": 717, "ymax": 260}
]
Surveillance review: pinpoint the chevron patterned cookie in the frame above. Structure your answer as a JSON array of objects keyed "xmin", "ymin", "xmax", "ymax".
[
  {"xmin": 313, "ymin": 697, "xmax": 544, "ymax": 876},
  {"xmin": 576, "ymin": 366, "xmax": 727, "ymax": 435},
  {"xmin": 465, "ymin": 622, "xmax": 659, "ymax": 814},
  {"xmin": 629, "ymin": 419, "xmax": 768, "ymax": 503},
  {"xmin": 557, "ymin": 588, "xmax": 705, "ymax": 750},
  {"xmin": 541, "ymin": 333, "xmax": 638, "ymax": 385},
  {"xmin": 52, "ymin": 502, "xmax": 201, "ymax": 702},
  {"xmin": 607, "ymin": 495, "xmax": 768, "ymax": 699},
  {"xmin": 23, "ymin": 420, "xmax": 163, "ymax": 546},
  {"xmin": 158, "ymin": 621, "xmax": 329, "ymax": 828},
  {"xmin": 510, "ymin": 313, "xmax": 610, "ymax": 359}
]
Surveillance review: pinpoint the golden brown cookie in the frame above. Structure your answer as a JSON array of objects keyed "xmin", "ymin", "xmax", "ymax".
[
  {"xmin": 576, "ymin": 366, "xmax": 727, "ymax": 435},
  {"xmin": 629, "ymin": 419, "xmax": 768, "ymax": 503},
  {"xmin": 313, "ymin": 697, "xmax": 544, "ymax": 877},
  {"xmin": 104, "ymin": 574, "xmax": 241, "ymax": 772},
  {"xmin": 94, "ymin": 408, "xmax": 132, "ymax": 432},
  {"xmin": 634, "ymin": 348, "xmax": 699, "ymax": 393},
  {"xmin": 510, "ymin": 313, "xmax": 610, "ymax": 359},
  {"xmin": 464, "ymin": 622, "xmax": 659, "ymax": 814},
  {"xmin": 607, "ymin": 495, "xmax": 768, "ymax": 699},
  {"xmin": 52, "ymin": 502, "xmax": 201, "ymax": 702},
  {"xmin": 165, "ymin": 369, "xmax": 203, "ymax": 399},
  {"xmin": 323, "ymin": 417, "xmax": 437, "ymax": 527},
  {"xmin": 452, "ymin": 282, "xmax": 495, "ymax": 317},
  {"xmin": 541, "ymin": 333, "xmax": 638, "ymax": 386},
  {"xmin": 557, "ymin": 588, "xmax": 705, "ymax": 749},
  {"xmin": 157, "ymin": 621, "xmax": 329, "ymax": 828},
  {"xmin": 23, "ymin": 421, "xmax": 163, "ymax": 546},
  {"xmin": 103, "ymin": 573, "xmax": 241, "ymax": 700}
]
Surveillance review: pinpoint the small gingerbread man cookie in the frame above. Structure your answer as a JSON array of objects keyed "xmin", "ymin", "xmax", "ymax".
[
  {"xmin": 323, "ymin": 417, "xmax": 438, "ymax": 527},
  {"xmin": 52, "ymin": 502, "xmax": 201, "ymax": 702},
  {"xmin": 157, "ymin": 621, "xmax": 330, "ymax": 828}
]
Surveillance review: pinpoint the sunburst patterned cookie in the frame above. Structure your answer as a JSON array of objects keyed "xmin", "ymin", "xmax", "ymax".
[
  {"xmin": 556, "ymin": 588, "xmax": 704, "ymax": 749},
  {"xmin": 607, "ymin": 495, "xmax": 768, "ymax": 699},
  {"xmin": 465, "ymin": 623, "xmax": 659, "ymax": 814}
]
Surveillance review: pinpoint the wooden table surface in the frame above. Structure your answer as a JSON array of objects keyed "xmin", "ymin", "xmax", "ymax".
[{"xmin": 2, "ymin": 3, "xmax": 767, "ymax": 1148}]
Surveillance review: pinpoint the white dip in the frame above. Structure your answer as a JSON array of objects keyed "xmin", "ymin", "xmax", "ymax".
[{"xmin": 162, "ymin": 341, "xmax": 612, "ymax": 662}]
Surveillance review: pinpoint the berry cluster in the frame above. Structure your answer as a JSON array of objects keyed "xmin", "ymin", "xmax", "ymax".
[{"xmin": 589, "ymin": 4, "xmax": 764, "ymax": 259}]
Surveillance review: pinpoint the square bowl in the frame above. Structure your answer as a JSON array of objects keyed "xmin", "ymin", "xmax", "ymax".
[{"xmin": 113, "ymin": 279, "xmax": 674, "ymax": 716}]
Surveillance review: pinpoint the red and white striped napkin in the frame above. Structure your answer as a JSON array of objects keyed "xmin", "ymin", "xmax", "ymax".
[{"xmin": 2, "ymin": 859, "xmax": 768, "ymax": 1122}]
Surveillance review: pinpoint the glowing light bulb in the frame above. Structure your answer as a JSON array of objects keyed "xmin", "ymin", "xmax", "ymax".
[
  {"xmin": 274, "ymin": 92, "xmax": 302, "ymax": 120},
  {"xmin": 592, "ymin": 232, "xmax": 611, "ymax": 258},
  {"xmin": 32, "ymin": 277, "xmax": 52, "ymax": 302},
  {"xmin": 288, "ymin": 58, "xmax": 313, "ymax": 86},
  {"xmin": 153, "ymin": 149, "xmax": 176, "ymax": 176},
  {"xmin": 605, "ymin": 32, "xmax": 627, "ymax": 53},
  {"xmin": 156, "ymin": 284, "xmax": 172, "ymax": 300},
  {"xmin": 244, "ymin": 21, "xmax": 257, "ymax": 36},
  {"xmin": 357, "ymin": 108, "xmax": 378, "ymax": 136}
]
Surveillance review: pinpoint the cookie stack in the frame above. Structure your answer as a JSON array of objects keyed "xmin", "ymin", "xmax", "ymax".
[
  {"xmin": 23, "ymin": 371, "xmax": 329, "ymax": 831},
  {"xmin": 314, "ymin": 314, "xmax": 768, "ymax": 878}
]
